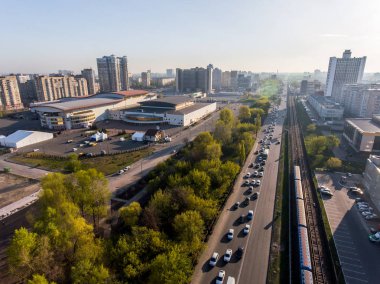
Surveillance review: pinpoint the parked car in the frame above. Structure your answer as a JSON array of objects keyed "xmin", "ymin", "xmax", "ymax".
[
  {"xmin": 365, "ymin": 214, "xmax": 378, "ymax": 220},
  {"xmin": 224, "ymin": 249, "xmax": 232, "ymax": 262},
  {"xmin": 320, "ymin": 187, "xmax": 333, "ymax": 196},
  {"xmin": 239, "ymin": 215, "xmax": 244, "ymax": 224},
  {"xmin": 245, "ymin": 173, "xmax": 251, "ymax": 178},
  {"xmin": 216, "ymin": 270, "xmax": 225, "ymax": 284},
  {"xmin": 251, "ymin": 192, "xmax": 259, "ymax": 200},
  {"xmin": 243, "ymin": 224, "xmax": 251, "ymax": 235},
  {"xmin": 236, "ymin": 247, "xmax": 244, "ymax": 259},
  {"xmin": 233, "ymin": 202, "xmax": 240, "ymax": 209},
  {"xmin": 247, "ymin": 210, "xmax": 254, "ymax": 220},
  {"xmin": 124, "ymin": 166, "xmax": 130, "ymax": 171},
  {"xmin": 362, "ymin": 211, "xmax": 373, "ymax": 217},
  {"xmin": 257, "ymin": 172, "xmax": 264, "ymax": 178},
  {"xmin": 369, "ymin": 232, "xmax": 380, "ymax": 242},
  {"xmin": 255, "ymin": 180, "xmax": 261, "ymax": 186},
  {"xmin": 118, "ymin": 170, "xmax": 124, "ymax": 175},
  {"xmin": 209, "ymin": 252, "xmax": 219, "ymax": 267},
  {"xmin": 227, "ymin": 229, "xmax": 234, "ymax": 240}
]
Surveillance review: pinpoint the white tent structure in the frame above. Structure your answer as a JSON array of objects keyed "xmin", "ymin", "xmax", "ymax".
[
  {"xmin": 132, "ymin": 132, "xmax": 145, "ymax": 142},
  {"xmin": 0, "ymin": 130, "xmax": 53, "ymax": 148},
  {"xmin": 90, "ymin": 132, "xmax": 108, "ymax": 142}
]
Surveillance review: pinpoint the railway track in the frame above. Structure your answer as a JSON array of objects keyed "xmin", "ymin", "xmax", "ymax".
[{"xmin": 288, "ymin": 95, "xmax": 333, "ymax": 284}]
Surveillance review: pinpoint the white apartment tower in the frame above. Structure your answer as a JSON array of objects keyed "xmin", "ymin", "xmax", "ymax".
[
  {"xmin": 325, "ymin": 50, "xmax": 366, "ymax": 102},
  {"xmin": 97, "ymin": 55, "xmax": 129, "ymax": 92}
]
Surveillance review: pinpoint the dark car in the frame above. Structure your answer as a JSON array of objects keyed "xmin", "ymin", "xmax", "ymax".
[
  {"xmin": 244, "ymin": 197, "xmax": 250, "ymax": 204},
  {"xmin": 254, "ymin": 164, "xmax": 260, "ymax": 169},
  {"xmin": 251, "ymin": 192, "xmax": 259, "ymax": 200},
  {"xmin": 236, "ymin": 247, "xmax": 245, "ymax": 259},
  {"xmin": 233, "ymin": 202, "xmax": 240, "ymax": 209},
  {"xmin": 249, "ymin": 163, "xmax": 254, "ymax": 168},
  {"xmin": 238, "ymin": 214, "xmax": 245, "ymax": 224},
  {"xmin": 254, "ymin": 150, "xmax": 259, "ymax": 155},
  {"xmin": 261, "ymin": 160, "xmax": 266, "ymax": 166}
]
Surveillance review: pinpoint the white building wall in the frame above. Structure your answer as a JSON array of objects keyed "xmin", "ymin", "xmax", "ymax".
[
  {"xmin": 363, "ymin": 156, "xmax": 380, "ymax": 211},
  {"xmin": 183, "ymin": 103, "xmax": 217, "ymax": 126},
  {"xmin": 359, "ymin": 135, "xmax": 375, "ymax": 152}
]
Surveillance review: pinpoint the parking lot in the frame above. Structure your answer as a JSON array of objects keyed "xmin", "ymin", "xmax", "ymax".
[{"xmin": 316, "ymin": 172, "xmax": 380, "ymax": 284}]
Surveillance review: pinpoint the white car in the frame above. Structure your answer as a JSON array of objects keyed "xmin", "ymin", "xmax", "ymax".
[
  {"xmin": 256, "ymin": 180, "xmax": 261, "ymax": 186},
  {"xmin": 362, "ymin": 211, "xmax": 373, "ymax": 216},
  {"xmin": 216, "ymin": 270, "xmax": 226, "ymax": 284},
  {"xmin": 365, "ymin": 214, "xmax": 378, "ymax": 220},
  {"xmin": 245, "ymin": 173, "xmax": 251, "ymax": 178},
  {"xmin": 209, "ymin": 252, "xmax": 219, "ymax": 267},
  {"xmin": 124, "ymin": 166, "xmax": 130, "ymax": 171},
  {"xmin": 258, "ymin": 172, "xmax": 264, "ymax": 177},
  {"xmin": 227, "ymin": 229, "xmax": 234, "ymax": 240},
  {"xmin": 224, "ymin": 249, "xmax": 232, "ymax": 262},
  {"xmin": 320, "ymin": 188, "xmax": 333, "ymax": 196},
  {"xmin": 247, "ymin": 210, "xmax": 254, "ymax": 220},
  {"xmin": 357, "ymin": 202, "xmax": 369, "ymax": 207},
  {"xmin": 118, "ymin": 170, "xmax": 124, "ymax": 175},
  {"xmin": 253, "ymin": 171, "xmax": 259, "ymax": 177},
  {"xmin": 243, "ymin": 224, "xmax": 251, "ymax": 234}
]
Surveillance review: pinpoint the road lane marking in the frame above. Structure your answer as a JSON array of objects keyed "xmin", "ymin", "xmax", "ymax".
[
  {"xmin": 339, "ymin": 255, "xmax": 361, "ymax": 262},
  {"xmin": 339, "ymin": 250, "xmax": 358, "ymax": 256},
  {"xmin": 341, "ymin": 262, "xmax": 363, "ymax": 269},
  {"xmin": 344, "ymin": 275, "xmax": 368, "ymax": 283},
  {"xmin": 342, "ymin": 267, "xmax": 366, "ymax": 275},
  {"xmin": 336, "ymin": 243, "xmax": 357, "ymax": 250},
  {"xmin": 334, "ymin": 238, "xmax": 354, "ymax": 245}
]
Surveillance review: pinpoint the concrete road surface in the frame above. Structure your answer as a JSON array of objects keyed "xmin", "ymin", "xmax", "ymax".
[{"xmin": 192, "ymin": 99, "xmax": 286, "ymax": 284}]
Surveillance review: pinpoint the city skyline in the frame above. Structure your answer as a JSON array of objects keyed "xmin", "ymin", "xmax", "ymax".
[{"xmin": 2, "ymin": 0, "xmax": 380, "ymax": 74}]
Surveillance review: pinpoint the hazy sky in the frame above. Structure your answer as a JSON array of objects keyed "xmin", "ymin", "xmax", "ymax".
[{"xmin": 2, "ymin": 0, "xmax": 380, "ymax": 74}]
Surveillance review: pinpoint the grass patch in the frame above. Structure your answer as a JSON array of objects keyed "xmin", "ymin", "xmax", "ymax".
[
  {"xmin": 268, "ymin": 118, "xmax": 289, "ymax": 284},
  {"xmin": 9, "ymin": 148, "xmax": 153, "ymax": 176}
]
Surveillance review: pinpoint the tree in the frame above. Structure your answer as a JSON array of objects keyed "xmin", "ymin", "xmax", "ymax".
[
  {"xmin": 191, "ymin": 132, "xmax": 222, "ymax": 161},
  {"xmin": 119, "ymin": 202, "xmax": 142, "ymax": 227},
  {"xmin": 306, "ymin": 124, "xmax": 316, "ymax": 132},
  {"xmin": 8, "ymin": 227, "xmax": 39, "ymax": 281},
  {"xmin": 239, "ymin": 142, "xmax": 246, "ymax": 165},
  {"xmin": 173, "ymin": 210, "xmax": 205, "ymax": 243},
  {"xmin": 305, "ymin": 136, "xmax": 327, "ymax": 155},
  {"xmin": 326, "ymin": 135, "xmax": 340, "ymax": 150},
  {"xmin": 185, "ymin": 169, "xmax": 211, "ymax": 198},
  {"xmin": 149, "ymin": 246, "xmax": 193, "ymax": 284},
  {"xmin": 213, "ymin": 120, "xmax": 232, "ymax": 145},
  {"xmin": 255, "ymin": 114, "xmax": 261, "ymax": 134},
  {"xmin": 68, "ymin": 169, "xmax": 110, "ymax": 227},
  {"xmin": 186, "ymin": 194, "xmax": 217, "ymax": 223},
  {"xmin": 326, "ymin": 157, "xmax": 342, "ymax": 169},
  {"xmin": 240, "ymin": 132, "xmax": 254, "ymax": 152},
  {"xmin": 238, "ymin": 106, "xmax": 251, "ymax": 122},
  {"xmin": 64, "ymin": 154, "xmax": 82, "ymax": 173},
  {"xmin": 27, "ymin": 274, "xmax": 56, "ymax": 284},
  {"xmin": 219, "ymin": 109, "xmax": 234, "ymax": 127},
  {"xmin": 71, "ymin": 260, "xmax": 109, "ymax": 284}
]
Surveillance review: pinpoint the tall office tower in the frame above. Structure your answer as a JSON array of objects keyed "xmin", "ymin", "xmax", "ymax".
[
  {"xmin": 325, "ymin": 50, "xmax": 366, "ymax": 102},
  {"xmin": 96, "ymin": 55, "xmax": 129, "ymax": 92},
  {"xmin": 141, "ymin": 70, "xmax": 151, "ymax": 87},
  {"xmin": 16, "ymin": 74, "xmax": 37, "ymax": 106},
  {"xmin": 222, "ymin": 71, "xmax": 231, "ymax": 89},
  {"xmin": 0, "ymin": 75, "xmax": 23, "ymax": 110},
  {"xmin": 212, "ymin": 68, "xmax": 222, "ymax": 91},
  {"xmin": 230, "ymin": 71, "xmax": 238, "ymax": 90},
  {"xmin": 166, "ymin": 69, "xmax": 174, "ymax": 77},
  {"xmin": 81, "ymin": 68, "xmax": 96, "ymax": 95},
  {"xmin": 176, "ymin": 66, "xmax": 212, "ymax": 93},
  {"xmin": 35, "ymin": 75, "xmax": 88, "ymax": 102}
]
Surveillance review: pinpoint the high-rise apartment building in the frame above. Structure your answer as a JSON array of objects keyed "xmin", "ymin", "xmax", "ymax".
[
  {"xmin": 300, "ymin": 80, "xmax": 321, "ymax": 96},
  {"xmin": 166, "ymin": 69, "xmax": 174, "ymax": 77},
  {"xmin": 81, "ymin": 68, "xmax": 96, "ymax": 95},
  {"xmin": 176, "ymin": 65, "xmax": 213, "ymax": 93},
  {"xmin": 341, "ymin": 84, "xmax": 380, "ymax": 118},
  {"xmin": 34, "ymin": 75, "xmax": 88, "ymax": 102},
  {"xmin": 16, "ymin": 74, "xmax": 37, "ymax": 106},
  {"xmin": 0, "ymin": 75, "xmax": 23, "ymax": 110},
  {"xmin": 212, "ymin": 68, "xmax": 222, "ymax": 91},
  {"xmin": 230, "ymin": 71, "xmax": 238, "ymax": 90},
  {"xmin": 141, "ymin": 70, "xmax": 151, "ymax": 87},
  {"xmin": 222, "ymin": 71, "xmax": 231, "ymax": 89},
  {"xmin": 325, "ymin": 50, "xmax": 366, "ymax": 102},
  {"xmin": 96, "ymin": 55, "xmax": 129, "ymax": 92}
]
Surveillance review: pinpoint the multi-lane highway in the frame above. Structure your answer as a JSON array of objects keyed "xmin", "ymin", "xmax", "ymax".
[{"xmin": 192, "ymin": 97, "xmax": 287, "ymax": 284}]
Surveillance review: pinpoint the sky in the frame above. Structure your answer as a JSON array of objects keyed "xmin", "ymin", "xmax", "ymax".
[{"xmin": 2, "ymin": 0, "xmax": 380, "ymax": 74}]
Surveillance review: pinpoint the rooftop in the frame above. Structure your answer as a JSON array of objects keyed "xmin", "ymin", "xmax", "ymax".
[
  {"xmin": 124, "ymin": 102, "xmax": 214, "ymax": 115},
  {"xmin": 140, "ymin": 96, "xmax": 192, "ymax": 107},
  {"xmin": 113, "ymin": 90, "xmax": 149, "ymax": 97},
  {"xmin": 310, "ymin": 95, "xmax": 343, "ymax": 110},
  {"xmin": 346, "ymin": 118, "xmax": 380, "ymax": 134}
]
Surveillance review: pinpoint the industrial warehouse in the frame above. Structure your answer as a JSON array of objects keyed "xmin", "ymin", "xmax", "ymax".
[
  {"xmin": 109, "ymin": 96, "xmax": 217, "ymax": 127},
  {"xmin": 31, "ymin": 92, "xmax": 217, "ymax": 129}
]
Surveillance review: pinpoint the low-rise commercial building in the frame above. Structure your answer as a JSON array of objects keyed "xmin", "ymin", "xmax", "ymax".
[
  {"xmin": 31, "ymin": 90, "xmax": 156, "ymax": 130},
  {"xmin": 109, "ymin": 96, "xmax": 216, "ymax": 127},
  {"xmin": 342, "ymin": 116, "xmax": 380, "ymax": 152},
  {"xmin": 307, "ymin": 95, "xmax": 344, "ymax": 121},
  {"xmin": 363, "ymin": 155, "xmax": 380, "ymax": 211}
]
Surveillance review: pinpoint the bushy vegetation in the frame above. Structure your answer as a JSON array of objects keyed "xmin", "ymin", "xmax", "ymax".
[{"xmin": 7, "ymin": 104, "xmax": 265, "ymax": 283}]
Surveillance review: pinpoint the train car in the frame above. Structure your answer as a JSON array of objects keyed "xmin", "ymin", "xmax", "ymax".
[
  {"xmin": 294, "ymin": 165, "xmax": 301, "ymax": 181},
  {"xmin": 296, "ymin": 199, "xmax": 307, "ymax": 228},
  {"xmin": 300, "ymin": 269, "xmax": 314, "ymax": 284},
  {"xmin": 295, "ymin": 179, "xmax": 304, "ymax": 200},
  {"xmin": 298, "ymin": 226, "xmax": 312, "ymax": 272}
]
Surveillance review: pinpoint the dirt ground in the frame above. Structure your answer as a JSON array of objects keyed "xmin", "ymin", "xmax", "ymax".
[{"xmin": 0, "ymin": 173, "xmax": 39, "ymax": 208}]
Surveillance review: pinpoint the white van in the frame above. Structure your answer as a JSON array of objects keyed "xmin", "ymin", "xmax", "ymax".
[{"xmin": 227, "ymin": 276, "xmax": 236, "ymax": 284}]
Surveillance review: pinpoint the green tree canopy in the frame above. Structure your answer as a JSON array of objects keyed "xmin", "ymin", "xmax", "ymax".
[
  {"xmin": 219, "ymin": 108, "xmax": 234, "ymax": 127},
  {"xmin": 326, "ymin": 157, "xmax": 342, "ymax": 169},
  {"xmin": 173, "ymin": 210, "xmax": 205, "ymax": 243},
  {"xmin": 119, "ymin": 201, "xmax": 142, "ymax": 228},
  {"xmin": 238, "ymin": 106, "xmax": 251, "ymax": 122}
]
